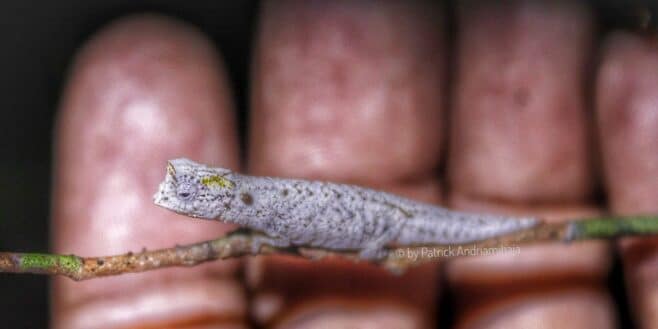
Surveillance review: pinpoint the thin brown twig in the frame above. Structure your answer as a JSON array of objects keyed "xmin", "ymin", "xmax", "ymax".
[
  {"xmin": 0, "ymin": 222, "xmax": 570, "ymax": 280},
  {"xmin": 3, "ymin": 214, "xmax": 658, "ymax": 280}
]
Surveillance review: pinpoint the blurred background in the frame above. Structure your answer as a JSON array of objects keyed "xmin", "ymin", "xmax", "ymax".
[{"xmin": 0, "ymin": 1, "xmax": 653, "ymax": 327}]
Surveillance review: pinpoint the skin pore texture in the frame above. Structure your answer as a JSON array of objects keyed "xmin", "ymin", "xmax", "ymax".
[{"xmin": 154, "ymin": 158, "xmax": 538, "ymax": 259}]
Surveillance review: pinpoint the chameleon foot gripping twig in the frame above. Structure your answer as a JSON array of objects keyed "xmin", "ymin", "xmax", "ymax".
[{"xmin": 1, "ymin": 159, "xmax": 657, "ymax": 280}]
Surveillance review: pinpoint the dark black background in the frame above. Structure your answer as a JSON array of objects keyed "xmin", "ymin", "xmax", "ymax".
[{"xmin": 0, "ymin": 1, "xmax": 651, "ymax": 328}]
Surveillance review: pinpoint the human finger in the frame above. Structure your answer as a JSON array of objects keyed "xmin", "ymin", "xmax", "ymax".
[
  {"xmin": 596, "ymin": 31, "xmax": 658, "ymax": 329},
  {"xmin": 51, "ymin": 14, "xmax": 245, "ymax": 329},
  {"xmin": 248, "ymin": 1, "xmax": 446, "ymax": 327},
  {"xmin": 447, "ymin": 1, "xmax": 614, "ymax": 328}
]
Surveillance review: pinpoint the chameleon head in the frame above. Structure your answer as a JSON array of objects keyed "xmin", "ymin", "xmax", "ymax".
[{"xmin": 153, "ymin": 158, "xmax": 236, "ymax": 219}]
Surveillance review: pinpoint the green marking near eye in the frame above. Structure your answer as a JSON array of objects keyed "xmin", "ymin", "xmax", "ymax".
[{"xmin": 201, "ymin": 175, "xmax": 235, "ymax": 189}]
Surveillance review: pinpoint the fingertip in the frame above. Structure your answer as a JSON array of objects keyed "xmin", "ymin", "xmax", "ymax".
[
  {"xmin": 52, "ymin": 13, "xmax": 244, "ymax": 328},
  {"xmin": 446, "ymin": 2, "xmax": 613, "ymax": 328},
  {"xmin": 596, "ymin": 31, "xmax": 658, "ymax": 213},
  {"xmin": 596, "ymin": 31, "xmax": 658, "ymax": 329},
  {"xmin": 248, "ymin": 1, "xmax": 446, "ymax": 327},
  {"xmin": 250, "ymin": 0, "xmax": 446, "ymax": 185},
  {"xmin": 449, "ymin": 0, "xmax": 595, "ymax": 203}
]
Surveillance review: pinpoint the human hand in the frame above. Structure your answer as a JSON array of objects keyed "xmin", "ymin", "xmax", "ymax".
[{"xmin": 51, "ymin": 1, "xmax": 658, "ymax": 328}]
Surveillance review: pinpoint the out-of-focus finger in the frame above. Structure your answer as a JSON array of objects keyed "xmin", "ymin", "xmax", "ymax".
[
  {"xmin": 249, "ymin": 1, "xmax": 446, "ymax": 327},
  {"xmin": 596, "ymin": 31, "xmax": 658, "ymax": 329},
  {"xmin": 447, "ymin": 1, "xmax": 614, "ymax": 328},
  {"xmin": 52, "ymin": 15, "xmax": 245, "ymax": 329}
]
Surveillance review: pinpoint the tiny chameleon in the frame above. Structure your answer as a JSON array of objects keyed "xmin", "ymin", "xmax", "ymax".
[{"xmin": 153, "ymin": 158, "xmax": 538, "ymax": 260}]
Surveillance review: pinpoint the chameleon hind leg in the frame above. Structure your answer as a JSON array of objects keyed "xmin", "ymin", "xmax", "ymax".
[{"xmin": 359, "ymin": 219, "xmax": 405, "ymax": 261}]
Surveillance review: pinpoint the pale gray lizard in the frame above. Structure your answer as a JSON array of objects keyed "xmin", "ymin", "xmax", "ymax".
[{"xmin": 153, "ymin": 158, "xmax": 538, "ymax": 260}]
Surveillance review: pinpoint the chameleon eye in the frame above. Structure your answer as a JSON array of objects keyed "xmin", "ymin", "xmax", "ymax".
[{"xmin": 176, "ymin": 182, "xmax": 197, "ymax": 201}]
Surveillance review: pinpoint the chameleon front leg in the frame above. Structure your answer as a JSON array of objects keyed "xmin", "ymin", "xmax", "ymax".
[
  {"xmin": 250, "ymin": 233, "xmax": 292, "ymax": 254},
  {"xmin": 227, "ymin": 228, "xmax": 292, "ymax": 254}
]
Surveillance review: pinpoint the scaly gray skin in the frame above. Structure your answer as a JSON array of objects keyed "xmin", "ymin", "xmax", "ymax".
[{"xmin": 153, "ymin": 158, "xmax": 539, "ymax": 260}]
